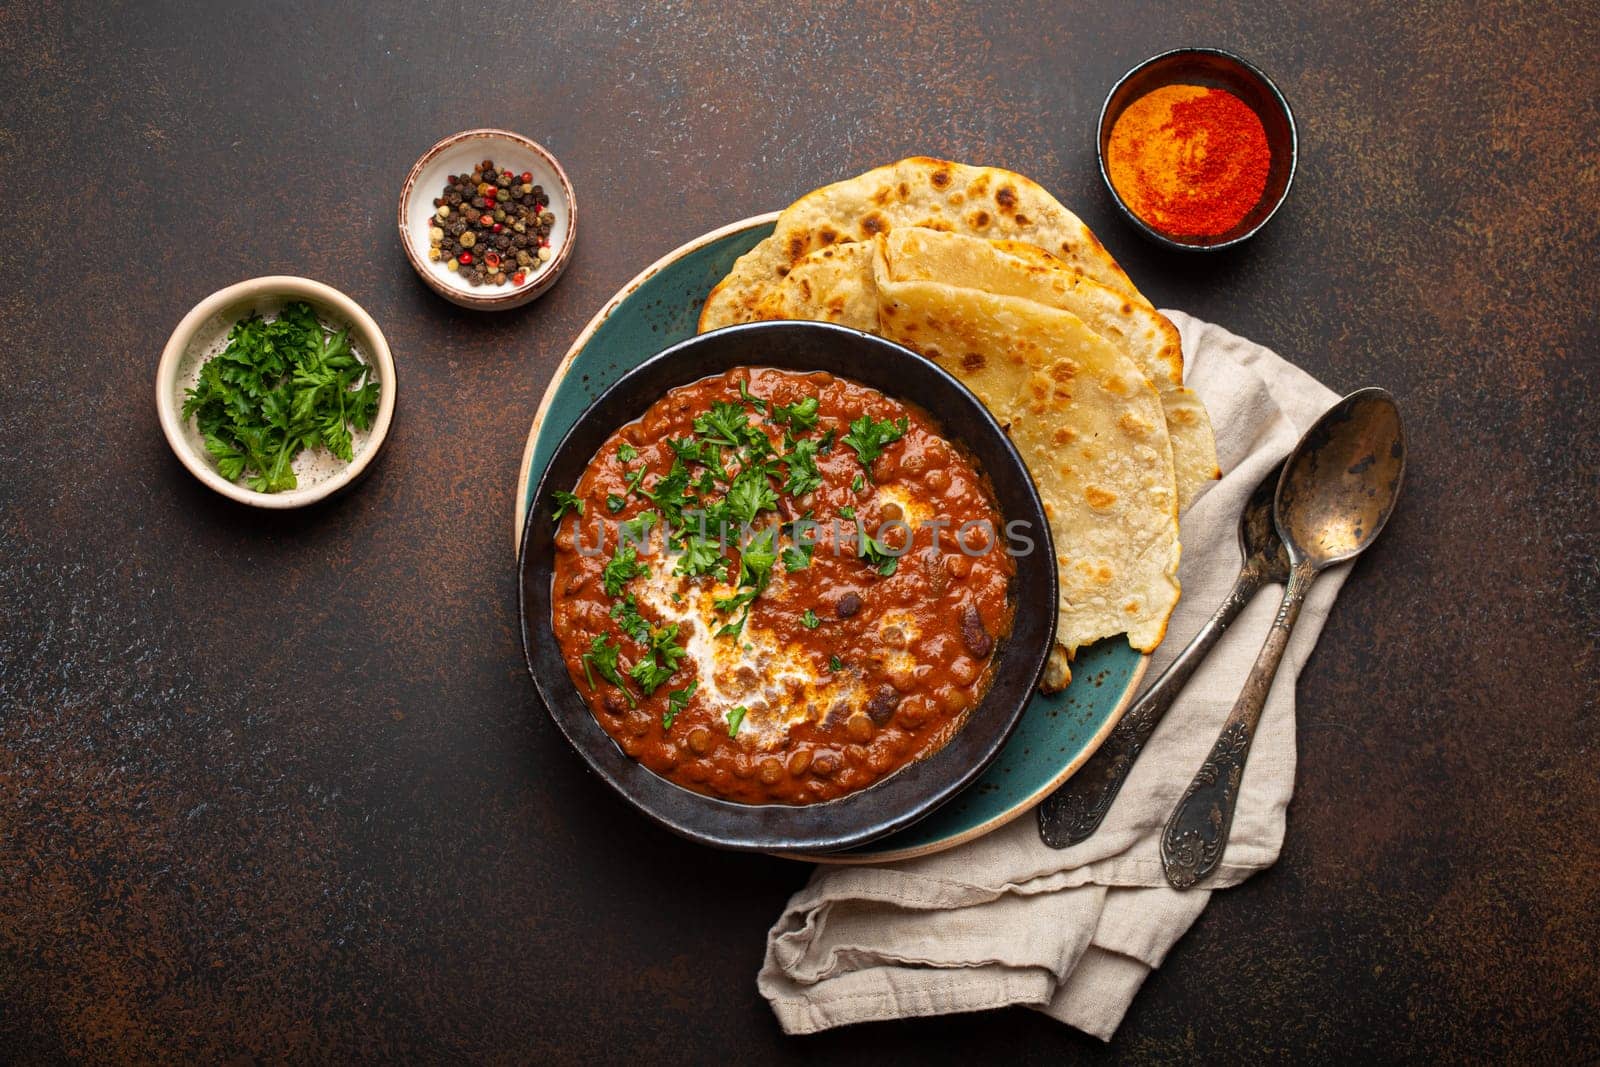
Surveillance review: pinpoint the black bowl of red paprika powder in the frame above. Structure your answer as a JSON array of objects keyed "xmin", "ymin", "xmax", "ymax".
[{"xmin": 1097, "ymin": 48, "xmax": 1297, "ymax": 251}]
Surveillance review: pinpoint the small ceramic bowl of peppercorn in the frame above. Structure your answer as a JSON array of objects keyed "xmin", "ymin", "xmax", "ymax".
[
  {"xmin": 398, "ymin": 128, "xmax": 577, "ymax": 310},
  {"xmin": 1097, "ymin": 48, "xmax": 1297, "ymax": 251}
]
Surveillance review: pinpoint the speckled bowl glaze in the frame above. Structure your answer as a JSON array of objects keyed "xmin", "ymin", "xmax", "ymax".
[
  {"xmin": 513, "ymin": 216, "xmax": 1149, "ymax": 862},
  {"xmin": 156, "ymin": 276, "xmax": 396, "ymax": 509},
  {"xmin": 519, "ymin": 322, "xmax": 1058, "ymax": 854},
  {"xmin": 1098, "ymin": 48, "xmax": 1298, "ymax": 251},
  {"xmin": 398, "ymin": 128, "xmax": 576, "ymax": 310}
]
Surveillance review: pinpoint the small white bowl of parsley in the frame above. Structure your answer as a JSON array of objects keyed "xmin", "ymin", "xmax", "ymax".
[{"xmin": 156, "ymin": 276, "xmax": 396, "ymax": 507}]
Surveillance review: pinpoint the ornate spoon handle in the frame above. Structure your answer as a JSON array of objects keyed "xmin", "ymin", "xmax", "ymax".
[
  {"xmin": 1160, "ymin": 560, "xmax": 1318, "ymax": 888},
  {"xmin": 1037, "ymin": 562, "xmax": 1269, "ymax": 848}
]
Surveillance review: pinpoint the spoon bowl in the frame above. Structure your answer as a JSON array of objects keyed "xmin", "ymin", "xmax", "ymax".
[
  {"xmin": 1162, "ymin": 387, "xmax": 1405, "ymax": 887},
  {"xmin": 1277, "ymin": 387, "xmax": 1405, "ymax": 567}
]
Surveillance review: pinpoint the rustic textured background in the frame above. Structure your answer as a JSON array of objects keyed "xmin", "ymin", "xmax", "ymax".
[{"xmin": 2, "ymin": 0, "xmax": 1596, "ymax": 1062}]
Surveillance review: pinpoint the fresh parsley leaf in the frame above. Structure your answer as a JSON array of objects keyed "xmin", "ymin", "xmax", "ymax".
[
  {"xmin": 617, "ymin": 442, "xmax": 638, "ymax": 463},
  {"xmin": 629, "ymin": 623, "xmax": 686, "ymax": 695},
  {"xmin": 802, "ymin": 608, "xmax": 820, "ymax": 629},
  {"xmin": 738, "ymin": 378, "xmax": 768, "ymax": 414},
  {"xmin": 674, "ymin": 534, "xmax": 730, "ymax": 580},
  {"xmin": 771, "ymin": 395, "xmax": 819, "ymax": 430},
  {"xmin": 580, "ymin": 633, "xmax": 636, "ymax": 707},
  {"xmin": 602, "ymin": 542, "xmax": 649, "ymax": 596},
  {"xmin": 605, "ymin": 493, "xmax": 626, "ymax": 513},
  {"xmin": 851, "ymin": 473, "xmax": 864, "ymax": 493},
  {"xmin": 642, "ymin": 460, "xmax": 695, "ymax": 524},
  {"xmin": 551, "ymin": 490, "xmax": 584, "ymax": 522},
  {"xmin": 782, "ymin": 543, "xmax": 813, "ymax": 572},
  {"xmin": 693, "ymin": 400, "xmax": 750, "ymax": 448},
  {"xmin": 860, "ymin": 535, "xmax": 901, "ymax": 577},
  {"xmin": 609, "ymin": 595, "xmax": 652, "ymax": 644},
  {"xmin": 713, "ymin": 588, "xmax": 759, "ymax": 638},
  {"xmin": 783, "ymin": 439, "xmax": 822, "ymax": 497},
  {"xmin": 842, "ymin": 414, "xmax": 908, "ymax": 478},
  {"xmin": 838, "ymin": 505, "xmax": 856, "ymax": 519},
  {"xmin": 725, "ymin": 467, "xmax": 778, "ymax": 526},
  {"xmin": 726, "ymin": 706, "xmax": 747, "ymax": 738},
  {"xmin": 829, "ymin": 655, "xmax": 844, "ymax": 672},
  {"xmin": 818, "ymin": 428, "xmax": 837, "ymax": 453},
  {"xmin": 618, "ymin": 510, "xmax": 659, "ymax": 548},
  {"xmin": 737, "ymin": 525, "xmax": 780, "ymax": 590},
  {"xmin": 672, "ymin": 537, "xmax": 729, "ymax": 579},
  {"xmin": 667, "ymin": 436, "xmax": 710, "ymax": 465},
  {"xmin": 662, "ymin": 680, "xmax": 698, "ymax": 731}
]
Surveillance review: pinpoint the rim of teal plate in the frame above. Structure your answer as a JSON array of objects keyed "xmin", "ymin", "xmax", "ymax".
[{"xmin": 513, "ymin": 212, "xmax": 1147, "ymax": 865}]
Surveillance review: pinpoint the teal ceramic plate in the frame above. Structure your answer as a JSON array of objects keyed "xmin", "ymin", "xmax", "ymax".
[{"xmin": 514, "ymin": 214, "xmax": 1148, "ymax": 863}]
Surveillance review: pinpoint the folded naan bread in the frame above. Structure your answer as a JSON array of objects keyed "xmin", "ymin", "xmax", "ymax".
[
  {"xmin": 870, "ymin": 245, "xmax": 1182, "ymax": 683},
  {"xmin": 701, "ymin": 157, "xmax": 1144, "ymax": 331},
  {"xmin": 879, "ymin": 230, "xmax": 1218, "ymax": 512},
  {"xmin": 751, "ymin": 228, "xmax": 1219, "ymax": 511}
]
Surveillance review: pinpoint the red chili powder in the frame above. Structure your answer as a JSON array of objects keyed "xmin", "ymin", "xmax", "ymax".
[{"xmin": 1107, "ymin": 84, "xmax": 1271, "ymax": 238}]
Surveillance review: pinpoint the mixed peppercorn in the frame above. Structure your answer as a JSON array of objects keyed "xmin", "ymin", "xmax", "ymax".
[{"xmin": 426, "ymin": 158, "xmax": 556, "ymax": 288}]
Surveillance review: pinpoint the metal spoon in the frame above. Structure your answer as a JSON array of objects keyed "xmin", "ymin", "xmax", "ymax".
[
  {"xmin": 1037, "ymin": 460, "xmax": 1291, "ymax": 848},
  {"xmin": 1161, "ymin": 388, "xmax": 1405, "ymax": 888}
]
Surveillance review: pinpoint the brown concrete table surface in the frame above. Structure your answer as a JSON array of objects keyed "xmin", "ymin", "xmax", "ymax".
[{"xmin": 2, "ymin": 2, "xmax": 1596, "ymax": 1062}]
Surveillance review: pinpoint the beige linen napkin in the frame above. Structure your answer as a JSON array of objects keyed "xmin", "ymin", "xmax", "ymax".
[{"xmin": 760, "ymin": 312, "xmax": 1349, "ymax": 1039}]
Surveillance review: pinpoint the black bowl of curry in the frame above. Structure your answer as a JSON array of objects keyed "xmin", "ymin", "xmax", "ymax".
[{"xmin": 519, "ymin": 322, "xmax": 1056, "ymax": 852}]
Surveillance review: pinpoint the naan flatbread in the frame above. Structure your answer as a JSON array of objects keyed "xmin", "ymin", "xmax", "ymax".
[
  {"xmin": 750, "ymin": 242, "xmax": 878, "ymax": 330},
  {"xmin": 701, "ymin": 157, "xmax": 1143, "ymax": 331},
  {"xmin": 749, "ymin": 228, "xmax": 1220, "ymax": 512},
  {"xmin": 871, "ymin": 245, "xmax": 1182, "ymax": 683},
  {"xmin": 880, "ymin": 229, "xmax": 1219, "ymax": 512}
]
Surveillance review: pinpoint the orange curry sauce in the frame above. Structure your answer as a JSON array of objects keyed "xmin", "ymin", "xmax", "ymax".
[{"xmin": 550, "ymin": 367, "xmax": 1016, "ymax": 804}]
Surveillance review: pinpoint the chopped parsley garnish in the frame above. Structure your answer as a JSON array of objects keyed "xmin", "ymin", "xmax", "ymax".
[
  {"xmin": 617, "ymin": 442, "xmax": 638, "ymax": 463},
  {"xmin": 713, "ymin": 588, "xmax": 759, "ymax": 637},
  {"xmin": 726, "ymin": 706, "xmax": 748, "ymax": 737},
  {"xmin": 609, "ymin": 595, "xmax": 652, "ymax": 644},
  {"xmin": 605, "ymin": 493, "xmax": 627, "ymax": 513},
  {"xmin": 860, "ymin": 535, "xmax": 901, "ymax": 577},
  {"xmin": 838, "ymin": 505, "xmax": 856, "ymax": 519},
  {"xmin": 662, "ymin": 680, "xmax": 698, "ymax": 730},
  {"xmin": 782, "ymin": 542, "xmax": 813, "ymax": 572},
  {"xmin": 580, "ymin": 634, "xmax": 636, "ymax": 707},
  {"xmin": 818, "ymin": 428, "xmax": 837, "ymax": 453},
  {"xmin": 724, "ymin": 466, "xmax": 779, "ymax": 526},
  {"xmin": 602, "ymin": 542, "xmax": 649, "ymax": 596},
  {"xmin": 738, "ymin": 378, "xmax": 768, "ymax": 414},
  {"xmin": 771, "ymin": 395, "xmax": 819, "ymax": 430},
  {"xmin": 642, "ymin": 460, "xmax": 695, "ymax": 523},
  {"xmin": 674, "ymin": 534, "xmax": 730, "ymax": 580},
  {"xmin": 783, "ymin": 439, "xmax": 822, "ymax": 497},
  {"xmin": 551, "ymin": 490, "xmax": 584, "ymax": 522},
  {"xmin": 850, "ymin": 473, "xmax": 864, "ymax": 493},
  {"xmin": 737, "ymin": 525, "xmax": 780, "ymax": 589},
  {"xmin": 828, "ymin": 655, "xmax": 843, "ymax": 672},
  {"xmin": 802, "ymin": 608, "xmax": 820, "ymax": 629},
  {"xmin": 842, "ymin": 414, "xmax": 908, "ymax": 478},
  {"xmin": 618, "ymin": 510, "xmax": 658, "ymax": 547},
  {"xmin": 668, "ymin": 436, "xmax": 717, "ymax": 467},
  {"xmin": 693, "ymin": 400, "xmax": 752, "ymax": 449},
  {"xmin": 629, "ymin": 623, "xmax": 687, "ymax": 695}
]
